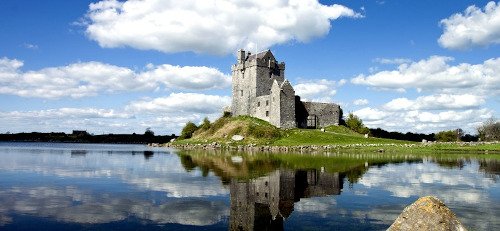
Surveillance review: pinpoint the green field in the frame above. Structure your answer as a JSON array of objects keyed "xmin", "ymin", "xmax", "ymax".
[{"xmin": 173, "ymin": 116, "xmax": 500, "ymax": 153}]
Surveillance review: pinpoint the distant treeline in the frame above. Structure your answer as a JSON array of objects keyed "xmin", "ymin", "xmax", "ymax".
[
  {"xmin": 369, "ymin": 128, "xmax": 479, "ymax": 142},
  {"xmin": 0, "ymin": 131, "xmax": 176, "ymax": 144},
  {"xmin": 369, "ymin": 128, "xmax": 436, "ymax": 142}
]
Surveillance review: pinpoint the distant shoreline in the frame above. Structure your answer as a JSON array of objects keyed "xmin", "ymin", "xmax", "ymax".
[{"xmin": 0, "ymin": 132, "xmax": 177, "ymax": 145}]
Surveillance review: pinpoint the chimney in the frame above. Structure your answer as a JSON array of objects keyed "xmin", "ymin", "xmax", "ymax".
[{"xmin": 237, "ymin": 49, "xmax": 245, "ymax": 63}]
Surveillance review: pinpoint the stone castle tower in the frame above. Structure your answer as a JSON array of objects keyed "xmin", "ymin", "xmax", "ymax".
[{"xmin": 231, "ymin": 49, "xmax": 341, "ymax": 129}]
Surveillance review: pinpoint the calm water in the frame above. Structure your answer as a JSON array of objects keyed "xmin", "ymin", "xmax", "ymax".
[{"xmin": 0, "ymin": 142, "xmax": 498, "ymax": 230}]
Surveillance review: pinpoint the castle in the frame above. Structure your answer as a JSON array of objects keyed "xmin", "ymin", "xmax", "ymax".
[{"xmin": 231, "ymin": 49, "xmax": 341, "ymax": 129}]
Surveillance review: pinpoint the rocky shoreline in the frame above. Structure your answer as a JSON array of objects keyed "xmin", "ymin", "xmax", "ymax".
[{"xmin": 154, "ymin": 141, "xmax": 499, "ymax": 153}]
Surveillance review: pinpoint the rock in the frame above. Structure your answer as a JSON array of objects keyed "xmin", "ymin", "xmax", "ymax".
[
  {"xmin": 422, "ymin": 139, "xmax": 427, "ymax": 143},
  {"xmin": 388, "ymin": 196, "xmax": 467, "ymax": 231},
  {"xmin": 231, "ymin": 135, "xmax": 244, "ymax": 141},
  {"xmin": 231, "ymin": 156, "xmax": 243, "ymax": 163}
]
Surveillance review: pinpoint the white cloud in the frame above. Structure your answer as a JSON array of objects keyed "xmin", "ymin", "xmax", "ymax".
[
  {"xmin": 3, "ymin": 108, "xmax": 133, "ymax": 120},
  {"xmin": 354, "ymin": 107, "xmax": 389, "ymax": 121},
  {"xmin": 353, "ymin": 98, "xmax": 369, "ymax": 106},
  {"xmin": 373, "ymin": 57, "xmax": 411, "ymax": 65},
  {"xmin": 0, "ymin": 57, "xmax": 230, "ymax": 99},
  {"xmin": 126, "ymin": 93, "xmax": 231, "ymax": 114},
  {"xmin": 0, "ymin": 108, "xmax": 136, "ymax": 134},
  {"xmin": 141, "ymin": 64, "xmax": 230, "ymax": 90},
  {"xmin": 439, "ymin": 1, "xmax": 500, "ymax": 49},
  {"xmin": 383, "ymin": 94, "xmax": 485, "ymax": 111},
  {"xmin": 352, "ymin": 56, "xmax": 500, "ymax": 96},
  {"xmin": 353, "ymin": 106, "xmax": 493, "ymax": 133},
  {"xmin": 83, "ymin": 0, "xmax": 361, "ymax": 54},
  {"xmin": 0, "ymin": 93, "xmax": 230, "ymax": 134},
  {"xmin": 294, "ymin": 79, "xmax": 344, "ymax": 103},
  {"xmin": 22, "ymin": 43, "xmax": 39, "ymax": 50}
]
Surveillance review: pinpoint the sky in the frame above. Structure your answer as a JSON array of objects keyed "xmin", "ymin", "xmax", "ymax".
[{"xmin": 0, "ymin": 0, "xmax": 499, "ymax": 135}]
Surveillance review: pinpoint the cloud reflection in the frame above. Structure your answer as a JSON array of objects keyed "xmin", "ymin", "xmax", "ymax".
[
  {"xmin": 0, "ymin": 186, "xmax": 228, "ymax": 226},
  {"xmin": 0, "ymin": 148, "xmax": 228, "ymax": 198},
  {"xmin": 357, "ymin": 160, "xmax": 499, "ymax": 230}
]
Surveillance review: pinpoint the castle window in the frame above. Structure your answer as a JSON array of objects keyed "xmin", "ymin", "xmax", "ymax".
[
  {"xmin": 266, "ymin": 111, "xmax": 269, "ymax": 117},
  {"xmin": 257, "ymin": 102, "xmax": 260, "ymax": 107},
  {"xmin": 266, "ymin": 100, "xmax": 269, "ymax": 106},
  {"xmin": 240, "ymin": 90, "xmax": 243, "ymax": 96}
]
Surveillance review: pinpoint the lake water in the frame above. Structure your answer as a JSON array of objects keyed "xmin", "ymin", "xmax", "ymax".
[{"xmin": 0, "ymin": 142, "xmax": 498, "ymax": 230}]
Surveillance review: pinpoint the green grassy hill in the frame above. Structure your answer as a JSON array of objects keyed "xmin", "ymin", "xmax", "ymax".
[{"xmin": 175, "ymin": 115, "xmax": 411, "ymax": 146}]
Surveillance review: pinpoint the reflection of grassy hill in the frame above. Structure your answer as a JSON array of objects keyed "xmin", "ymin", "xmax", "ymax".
[
  {"xmin": 179, "ymin": 151, "xmax": 281, "ymax": 182},
  {"xmin": 175, "ymin": 116, "xmax": 410, "ymax": 146},
  {"xmin": 177, "ymin": 150, "xmax": 423, "ymax": 182},
  {"xmin": 178, "ymin": 150, "xmax": 500, "ymax": 183}
]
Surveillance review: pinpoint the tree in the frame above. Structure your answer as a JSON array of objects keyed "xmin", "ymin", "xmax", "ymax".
[
  {"xmin": 200, "ymin": 117, "xmax": 211, "ymax": 130},
  {"xmin": 144, "ymin": 127, "xmax": 154, "ymax": 137},
  {"xmin": 339, "ymin": 108, "xmax": 346, "ymax": 126},
  {"xmin": 179, "ymin": 121, "xmax": 199, "ymax": 139},
  {"xmin": 478, "ymin": 117, "xmax": 500, "ymax": 141},
  {"xmin": 223, "ymin": 111, "xmax": 232, "ymax": 118},
  {"xmin": 434, "ymin": 130, "xmax": 457, "ymax": 142},
  {"xmin": 346, "ymin": 113, "xmax": 369, "ymax": 134}
]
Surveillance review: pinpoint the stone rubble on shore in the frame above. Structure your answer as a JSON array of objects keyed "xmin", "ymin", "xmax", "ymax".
[{"xmin": 160, "ymin": 141, "xmax": 498, "ymax": 153}]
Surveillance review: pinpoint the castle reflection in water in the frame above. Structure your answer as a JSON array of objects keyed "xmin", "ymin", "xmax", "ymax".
[{"xmin": 230, "ymin": 169, "xmax": 343, "ymax": 231}]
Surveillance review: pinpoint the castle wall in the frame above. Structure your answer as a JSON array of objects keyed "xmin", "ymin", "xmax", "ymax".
[
  {"xmin": 279, "ymin": 81, "xmax": 296, "ymax": 129},
  {"xmin": 231, "ymin": 59, "xmax": 258, "ymax": 116},
  {"xmin": 254, "ymin": 55, "xmax": 285, "ymax": 98},
  {"xmin": 253, "ymin": 95, "xmax": 271, "ymax": 122},
  {"xmin": 231, "ymin": 63, "xmax": 249, "ymax": 116},
  {"xmin": 229, "ymin": 180, "xmax": 255, "ymax": 231},
  {"xmin": 301, "ymin": 102, "xmax": 340, "ymax": 128},
  {"xmin": 270, "ymin": 81, "xmax": 281, "ymax": 128}
]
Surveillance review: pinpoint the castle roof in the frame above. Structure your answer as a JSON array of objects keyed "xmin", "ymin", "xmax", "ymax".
[{"xmin": 247, "ymin": 49, "xmax": 272, "ymax": 61}]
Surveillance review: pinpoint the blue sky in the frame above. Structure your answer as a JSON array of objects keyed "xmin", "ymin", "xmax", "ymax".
[{"xmin": 0, "ymin": 0, "xmax": 499, "ymax": 135}]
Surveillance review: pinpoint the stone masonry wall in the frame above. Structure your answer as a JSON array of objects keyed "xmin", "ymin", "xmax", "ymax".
[
  {"xmin": 254, "ymin": 95, "xmax": 271, "ymax": 122},
  {"xmin": 270, "ymin": 80, "xmax": 281, "ymax": 127},
  {"xmin": 302, "ymin": 102, "xmax": 340, "ymax": 128},
  {"xmin": 279, "ymin": 81, "xmax": 296, "ymax": 129}
]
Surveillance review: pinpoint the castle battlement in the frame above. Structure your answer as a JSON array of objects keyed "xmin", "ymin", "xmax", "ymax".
[{"xmin": 231, "ymin": 49, "xmax": 340, "ymax": 128}]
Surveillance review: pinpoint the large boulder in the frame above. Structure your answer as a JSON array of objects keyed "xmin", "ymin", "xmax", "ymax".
[{"xmin": 388, "ymin": 196, "xmax": 467, "ymax": 231}]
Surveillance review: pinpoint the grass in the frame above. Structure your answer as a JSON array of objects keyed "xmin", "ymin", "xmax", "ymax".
[
  {"xmin": 175, "ymin": 115, "xmax": 408, "ymax": 145},
  {"xmin": 274, "ymin": 128, "xmax": 411, "ymax": 146},
  {"xmin": 175, "ymin": 115, "xmax": 282, "ymax": 145}
]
